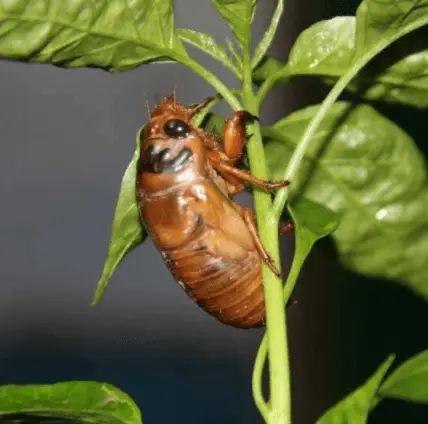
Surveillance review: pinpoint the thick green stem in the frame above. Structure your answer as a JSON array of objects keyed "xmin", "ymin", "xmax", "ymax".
[
  {"xmin": 243, "ymin": 45, "xmax": 290, "ymax": 422},
  {"xmin": 252, "ymin": 239, "xmax": 310, "ymax": 422}
]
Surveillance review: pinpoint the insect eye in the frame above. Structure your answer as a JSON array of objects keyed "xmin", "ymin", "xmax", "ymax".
[{"xmin": 163, "ymin": 119, "xmax": 191, "ymax": 138}]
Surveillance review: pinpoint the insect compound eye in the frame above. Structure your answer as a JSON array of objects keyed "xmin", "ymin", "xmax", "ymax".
[{"xmin": 163, "ymin": 119, "xmax": 191, "ymax": 139}]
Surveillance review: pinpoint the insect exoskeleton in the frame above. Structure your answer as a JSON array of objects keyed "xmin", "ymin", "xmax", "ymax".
[{"xmin": 136, "ymin": 94, "xmax": 292, "ymax": 328}]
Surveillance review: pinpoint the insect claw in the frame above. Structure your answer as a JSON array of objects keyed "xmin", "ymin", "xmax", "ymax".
[{"xmin": 236, "ymin": 110, "xmax": 260, "ymax": 122}]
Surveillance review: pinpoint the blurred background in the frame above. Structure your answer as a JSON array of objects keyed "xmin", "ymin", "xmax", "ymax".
[{"xmin": 1, "ymin": 0, "xmax": 428, "ymax": 423}]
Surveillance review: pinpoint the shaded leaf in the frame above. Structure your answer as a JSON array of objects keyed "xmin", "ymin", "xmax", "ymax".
[
  {"xmin": 265, "ymin": 102, "xmax": 428, "ymax": 300},
  {"xmin": 380, "ymin": 349, "xmax": 428, "ymax": 404},
  {"xmin": 355, "ymin": 0, "xmax": 428, "ymax": 58},
  {"xmin": 177, "ymin": 28, "xmax": 239, "ymax": 75},
  {"xmin": 92, "ymin": 128, "xmax": 146, "ymax": 306},
  {"xmin": 0, "ymin": 0, "xmax": 186, "ymax": 71},
  {"xmin": 289, "ymin": 198, "xmax": 339, "ymax": 254},
  {"xmin": 211, "ymin": 0, "xmax": 256, "ymax": 50},
  {"xmin": 0, "ymin": 381, "xmax": 142, "ymax": 424},
  {"xmin": 316, "ymin": 355, "xmax": 395, "ymax": 423}
]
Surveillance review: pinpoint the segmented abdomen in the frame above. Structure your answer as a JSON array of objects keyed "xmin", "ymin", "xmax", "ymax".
[{"xmin": 163, "ymin": 239, "xmax": 265, "ymax": 328}]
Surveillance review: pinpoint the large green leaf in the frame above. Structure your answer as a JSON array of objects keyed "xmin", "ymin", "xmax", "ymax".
[
  {"xmin": 380, "ymin": 349, "xmax": 428, "ymax": 404},
  {"xmin": 316, "ymin": 356, "xmax": 394, "ymax": 423},
  {"xmin": 265, "ymin": 102, "xmax": 428, "ymax": 300},
  {"xmin": 92, "ymin": 128, "xmax": 146, "ymax": 306},
  {"xmin": 0, "ymin": 381, "xmax": 142, "ymax": 424},
  {"xmin": 254, "ymin": 0, "xmax": 428, "ymax": 108},
  {"xmin": 0, "ymin": 0, "xmax": 186, "ymax": 71},
  {"xmin": 211, "ymin": 0, "xmax": 256, "ymax": 50}
]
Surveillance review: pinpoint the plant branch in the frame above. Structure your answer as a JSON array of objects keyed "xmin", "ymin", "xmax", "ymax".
[
  {"xmin": 168, "ymin": 51, "xmax": 242, "ymax": 111},
  {"xmin": 256, "ymin": 65, "xmax": 291, "ymax": 105},
  {"xmin": 243, "ymin": 40, "xmax": 290, "ymax": 419}
]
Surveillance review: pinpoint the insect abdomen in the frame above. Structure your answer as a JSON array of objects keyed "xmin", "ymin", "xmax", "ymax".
[{"xmin": 164, "ymin": 242, "xmax": 265, "ymax": 328}]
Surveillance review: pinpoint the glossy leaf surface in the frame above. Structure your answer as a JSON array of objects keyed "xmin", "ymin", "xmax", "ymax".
[
  {"xmin": 0, "ymin": 0, "xmax": 186, "ymax": 71},
  {"xmin": 265, "ymin": 102, "xmax": 428, "ymax": 300}
]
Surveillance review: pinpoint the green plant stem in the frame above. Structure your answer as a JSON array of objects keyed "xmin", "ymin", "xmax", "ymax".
[
  {"xmin": 257, "ymin": 65, "xmax": 291, "ymax": 105},
  {"xmin": 242, "ymin": 46, "xmax": 290, "ymax": 424},
  {"xmin": 252, "ymin": 237, "xmax": 310, "ymax": 423},
  {"xmin": 252, "ymin": 339, "xmax": 270, "ymax": 423},
  {"xmin": 168, "ymin": 52, "xmax": 242, "ymax": 111}
]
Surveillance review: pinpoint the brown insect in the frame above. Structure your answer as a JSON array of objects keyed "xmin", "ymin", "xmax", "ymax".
[{"xmin": 136, "ymin": 94, "xmax": 292, "ymax": 328}]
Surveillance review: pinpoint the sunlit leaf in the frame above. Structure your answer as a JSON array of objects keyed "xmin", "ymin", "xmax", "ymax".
[
  {"xmin": 0, "ymin": 381, "xmax": 142, "ymax": 424},
  {"xmin": 0, "ymin": 0, "xmax": 186, "ymax": 71},
  {"xmin": 253, "ymin": 0, "xmax": 428, "ymax": 108}
]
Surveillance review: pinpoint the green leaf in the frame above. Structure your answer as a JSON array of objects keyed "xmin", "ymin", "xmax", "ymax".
[
  {"xmin": 251, "ymin": 0, "xmax": 284, "ymax": 69},
  {"xmin": 254, "ymin": 0, "xmax": 428, "ymax": 108},
  {"xmin": 355, "ymin": 0, "xmax": 428, "ymax": 59},
  {"xmin": 282, "ymin": 198, "xmax": 339, "ymax": 303},
  {"xmin": 265, "ymin": 102, "xmax": 428, "ymax": 301},
  {"xmin": 380, "ymin": 349, "xmax": 428, "ymax": 404},
  {"xmin": 177, "ymin": 29, "xmax": 239, "ymax": 76},
  {"xmin": 92, "ymin": 128, "xmax": 146, "ymax": 306},
  {"xmin": 0, "ymin": 0, "xmax": 186, "ymax": 71},
  {"xmin": 211, "ymin": 0, "xmax": 257, "ymax": 50},
  {"xmin": 289, "ymin": 198, "xmax": 339, "ymax": 254},
  {"xmin": 316, "ymin": 355, "xmax": 395, "ymax": 423},
  {"xmin": 289, "ymin": 16, "xmax": 428, "ymax": 109},
  {"xmin": 0, "ymin": 381, "xmax": 142, "ymax": 424}
]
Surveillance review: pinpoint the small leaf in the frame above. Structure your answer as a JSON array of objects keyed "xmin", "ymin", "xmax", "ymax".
[
  {"xmin": 316, "ymin": 355, "xmax": 395, "ymax": 423},
  {"xmin": 380, "ymin": 349, "xmax": 428, "ymax": 404},
  {"xmin": 0, "ymin": 0, "xmax": 186, "ymax": 71},
  {"xmin": 92, "ymin": 128, "xmax": 146, "ymax": 306},
  {"xmin": 252, "ymin": 0, "xmax": 284, "ymax": 69},
  {"xmin": 211, "ymin": 0, "xmax": 257, "ymax": 50},
  {"xmin": 177, "ymin": 29, "xmax": 239, "ymax": 76},
  {"xmin": 0, "ymin": 381, "xmax": 142, "ymax": 424},
  {"xmin": 265, "ymin": 102, "xmax": 428, "ymax": 301},
  {"xmin": 289, "ymin": 198, "xmax": 339, "ymax": 255}
]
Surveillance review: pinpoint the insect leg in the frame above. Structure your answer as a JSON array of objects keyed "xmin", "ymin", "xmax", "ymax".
[
  {"xmin": 189, "ymin": 96, "xmax": 215, "ymax": 118},
  {"xmin": 222, "ymin": 111, "xmax": 258, "ymax": 164},
  {"xmin": 280, "ymin": 220, "xmax": 295, "ymax": 235},
  {"xmin": 243, "ymin": 208, "xmax": 281, "ymax": 277},
  {"xmin": 212, "ymin": 159, "xmax": 290, "ymax": 191}
]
